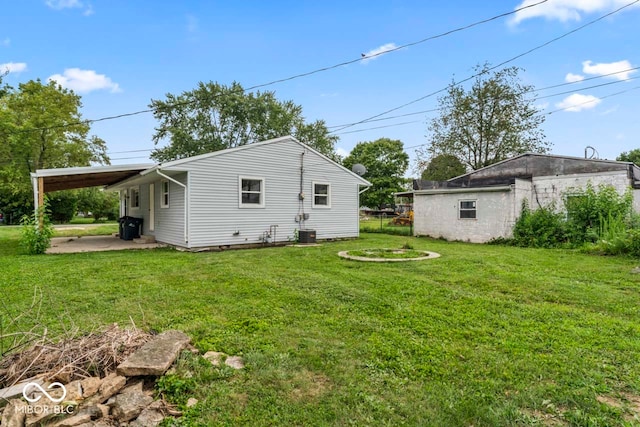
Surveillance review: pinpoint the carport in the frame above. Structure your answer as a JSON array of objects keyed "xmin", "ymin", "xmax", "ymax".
[{"xmin": 31, "ymin": 163, "xmax": 153, "ymax": 212}]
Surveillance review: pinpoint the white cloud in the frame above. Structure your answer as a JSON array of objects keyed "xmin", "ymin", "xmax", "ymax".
[
  {"xmin": 361, "ymin": 43, "xmax": 399, "ymax": 64},
  {"xmin": 582, "ymin": 59, "xmax": 636, "ymax": 80},
  {"xmin": 336, "ymin": 147, "xmax": 350, "ymax": 158},
  {"xmin": 1, "ymin": 38, "xmax": 10, "ymax": 47},
  {"xmin": 48, "ymin": 68, "xmax": 121, "ymax": 93},
  {"xmin": 565, "ymin": 72, "xmax": 585, "ymax": 83},
  {"xmin": 536, "ymin": 101, "xmax": 550, "ymax": 110},
  {"xmin": 0, "ymin": 62, "xmax": 27, "ymax": 74},
  {"xmin": 45, "ymin": 0, "xmax": 94, "ymax": 15},
  {"xmin": 555, "ymin": 93, "xmax": 601, "ymax": 112},
  {"xmin": 511, "ymin": 0, "xmax": 639, "ymax": 24},
  {"xmin": 45, "ymin": 0, "xmax": 82, "ymax": 9}
]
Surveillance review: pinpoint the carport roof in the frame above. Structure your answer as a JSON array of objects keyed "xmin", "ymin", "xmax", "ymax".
[{"xmin": 32, "ymin": 164, "xmax": 154, "ymax": 192}]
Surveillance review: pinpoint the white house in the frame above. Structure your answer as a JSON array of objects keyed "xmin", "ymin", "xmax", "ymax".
[
  {"xmin": 32, "ymin": 136, "xmax": 371, "ymax": 249},
  {"xmin": 404, "ymin": 153, "xmax": 640, "ymax": 243}
]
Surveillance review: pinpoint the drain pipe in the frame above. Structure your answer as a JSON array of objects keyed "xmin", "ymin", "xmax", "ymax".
[{"xmin": 156, "ymin": 169, "xmax": 189, "ymax": 244}]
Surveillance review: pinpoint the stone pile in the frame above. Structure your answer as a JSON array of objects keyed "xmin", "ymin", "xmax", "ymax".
[{"xmin": 0, "ymin": 330, "xmax": 193, "ymax": 427}]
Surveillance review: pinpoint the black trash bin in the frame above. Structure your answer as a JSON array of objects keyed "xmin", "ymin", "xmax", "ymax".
[{"xmin": 121, "ymin": 216, "xmax": 143, "ymax": 240}]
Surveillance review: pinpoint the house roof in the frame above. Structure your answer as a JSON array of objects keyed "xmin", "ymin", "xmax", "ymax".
[
  {"xmin": 31, "ymin": 164, "xmax": 154, "ymax": 192},
  {"xmin": 34, "ymin": 136, "xmax": 371, "ymax": 193},
  {"xmin": 411, "ymin": 153, "xmax": 640, "ymax": 191},
  {"xmin": 141, "ymin": 135, "xmax": 371, "ymax": 186}
]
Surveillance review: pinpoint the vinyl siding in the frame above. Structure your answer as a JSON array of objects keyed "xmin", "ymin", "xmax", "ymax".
[
  {"xmin": 130, "ymin": 174, "xmax": 186, "ymax": 246},
  {"xmin": 166, "ymin": 138, "xmax": 362, "ymax": 248}
]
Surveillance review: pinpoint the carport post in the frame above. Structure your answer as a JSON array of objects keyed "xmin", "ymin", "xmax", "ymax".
[{"xmin": 37, "ymin": 176, "xmax": 44, "ymax": 230}]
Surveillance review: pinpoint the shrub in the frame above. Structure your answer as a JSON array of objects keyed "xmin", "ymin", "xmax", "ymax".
[
  {"xmin": 512, "ymin": 200, "xmax": 568, "ymax": 248},
  {"xmin": 47, "ymin": 191, "xmax": 78, "ymax": 223},
  {"xmin": 565, "ymin": 183, "xmax": 633, "ymax": 243},
  {"xmin": 20, "ymin": 207, "xmax": 54, "ymax": 255}
]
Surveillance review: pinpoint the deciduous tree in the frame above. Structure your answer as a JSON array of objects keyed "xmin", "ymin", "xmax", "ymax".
[
  {"xmin": 420, "ymin": 153, "xmax": 466, "ymax": 181},
  {"xmin": 418, "ymin": 64, "xmax": 549, "ymax": 171},
  {"xmin": 617, "ymin": 149, "xmax": 640, "ymax": 165},
  {"xmin": 0, "ymin": 80, "xmax": 108, "ymax": 223},
  {"xmin": 342, "ymin": 138, "xmax": 409, "ymax": 209},
  {"xmin": 150, "ymin": 81, "xmax": 338, "ymax": 162}
]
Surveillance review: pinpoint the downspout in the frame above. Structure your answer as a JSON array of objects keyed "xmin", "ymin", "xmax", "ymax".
[{"xmin": 155, "ymin": 169, "xmax": 189, "ymax": 245}]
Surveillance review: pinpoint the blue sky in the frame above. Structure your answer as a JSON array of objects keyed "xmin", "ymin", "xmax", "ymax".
[{"xmin": 2, "ymin": 0, "xmax": 639, "ymax": 172}]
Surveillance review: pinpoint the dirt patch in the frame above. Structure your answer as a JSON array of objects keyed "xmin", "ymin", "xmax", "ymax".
[
  {"xmin": 289, "ymin": 370, "xmax": 331, "ymax": 402},
  {"xmin": 597, "ymin": 395, "xmax": 623, "ymax": 408},
  {"xmin": 520, "ymin": 408, "xmax": 568, "ymax": 426},
  {"xmin": 597, "ymin": 393, "xmax": 640, "ymax": 422}
]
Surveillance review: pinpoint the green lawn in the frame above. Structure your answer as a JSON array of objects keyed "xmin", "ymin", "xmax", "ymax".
[{"xmin": 1, "ymin": 229, "xmax": 640, "ymax": 426}]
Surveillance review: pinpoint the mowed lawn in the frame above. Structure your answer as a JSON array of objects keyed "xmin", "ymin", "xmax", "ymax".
[{"xmin": 1, "ymin": 228, "xmax": 640, "ymax": 426}]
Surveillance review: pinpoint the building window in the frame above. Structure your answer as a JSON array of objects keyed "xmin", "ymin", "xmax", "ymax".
[
  {"xmin": 239, "ymin": 176, "xmax": 265, "ymax": 208},
  {"xmin": 130, "ymin": 187, "xmax": 140, "ymax": 209},
  {"xmin": 459, "ymin": 200, "xmax": 476, "ymax": 219},
  {"xmin": 313, "ymin": 182, "xmax": 331, "ymax": 208},
  {"xmin": 161, "ymin": 180, "xmax": 170, "ymax": 208}
]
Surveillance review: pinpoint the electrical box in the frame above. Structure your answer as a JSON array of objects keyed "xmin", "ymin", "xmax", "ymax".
[{"xmin": 298, "ymin": 229, "xmax": 316, "ymax": 244}]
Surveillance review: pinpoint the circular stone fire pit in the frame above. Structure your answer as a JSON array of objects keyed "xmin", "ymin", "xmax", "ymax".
[{"xmin": 338, "ymin": 248, "xmax": 441, "ymax": 262}]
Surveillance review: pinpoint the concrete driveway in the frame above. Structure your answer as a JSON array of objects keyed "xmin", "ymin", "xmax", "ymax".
[{"xmin": 48, "ymin": 235, "xmax": 162, "ymax": 254}]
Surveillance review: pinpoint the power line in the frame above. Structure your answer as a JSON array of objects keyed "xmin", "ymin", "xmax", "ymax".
[
  {"xmin": 332, "ymin": 120, "xmax": 422, "ymax": 135},
  {"xmin": 326, "ymin": 67, "xmax": 639, "ymax": 129},
  {"xmin": 329, "ymin": 0, "xmax": 640, "ymax": 133},
  {"xmin": 3, "ymin": 1, "xmax": 550, "ymax": 137},
  {"xmin": 546, "ymin": 85, "xmax": 640, "ymax": 115}
]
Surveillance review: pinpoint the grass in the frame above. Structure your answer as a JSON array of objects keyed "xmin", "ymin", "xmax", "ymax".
[
  {"xmin": 1, "ymin": 229, "xmax": 640, "ymax": 426},
  {"xmin": 360, "ymin": 216, "xmax": 412, "ymax": 236}
]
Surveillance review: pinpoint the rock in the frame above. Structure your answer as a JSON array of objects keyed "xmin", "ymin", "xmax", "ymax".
[
  {"xmin": 66, "ymin": 380, "xmax": 84, "ymax": 401},
  {"xmin": 51, "ymin": 413, "xmax": 93, "ymax": 427},
  {"xmin": 110, "ymin": 391, "xmax": 154, "ymax": 422},
  {"xmin": 1, "ymin": 399, "xmax": 27, "ymax": 427},
  {"xmin": 87, "ymin": 373, "xmax": 126, "ymax": 404},
  {"xmin": 631, "ymin": 266, "xmax": 640, "ymax": 274},
  {"xmin": 76, "ymin": 404, "xmax": 104, "ymax": 420},
  {"xmin": 225, "ymin": 356, "xmax": 245, "ymax": 370},
  {"xmin": 120, "ymin": 379, "xmax": 144, "ymax": 395},
  {"xmin": 129, "ymin": 407, "xmax": 165, "ymax": 427},
  {"xmin": 116, "ymin": 330, "xmax": 191, "ymax": 376},
  {"xmin": 203, "ymin": 351, "xmax": 226, "ymax": 366},
  {"xmin": 0, "ymin": 378, "xmax": 44, "ymax": 407},
  {"xmin": 186, "ymin": 397, "xmax": 198, "ymax": 407},
  {"xmin": 81, "ymin": 377, "xmax": 102, "ymax": 399},
  {"xmin": 25, "ymin": 395, "xmax": 70, "ymax": 426}
]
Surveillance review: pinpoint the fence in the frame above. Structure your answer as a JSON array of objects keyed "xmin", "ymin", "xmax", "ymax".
[{"xmin": 359, "ymin": 213, "xmax": 413, "ymax": 236}]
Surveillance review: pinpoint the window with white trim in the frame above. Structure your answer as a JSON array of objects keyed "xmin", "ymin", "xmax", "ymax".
[
  {"xmin": 239, "ymin": 176, "xmax": 265, "ymax": 208},
  {"xmin": 312, "ymin": 182, "xmax": 331, "ymax": 208},
  {"xmin": 130, "ymin": 187, "xmax": 140, "ymax": 209},
  {"xmin": 459, "ymin": 200, "xmax": 476, "ymax": 219},
  {"xmin": 160, "ymin": 180, "xmax": 170, "ymax": 208}
]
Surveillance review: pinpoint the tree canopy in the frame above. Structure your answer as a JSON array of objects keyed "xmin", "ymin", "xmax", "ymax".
[
  {"xmin": 420, "ymin": 153, "xmax": 466, "ymax": 181},
  {"xmin": 342, "ymin": 138, "xmax": 409, "ymax": 209},
  {"xmin": 418, "ymin": 65, "xmax": 549, "ymax": 171},
  {"xmin": 0, "ymin": 79, "xmax": 108, "ymax": 223},
  {"xmin": 150, "ymin": 81, "xmax": 338, "ymax": 162},
  {"xmin": 617, "ymin": 149, "xmax": 640, "ymax": 165}
]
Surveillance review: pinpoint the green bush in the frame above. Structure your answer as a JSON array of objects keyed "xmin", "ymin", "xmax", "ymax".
[
  {"xmin": 20, "ymin": 207, "xmax": 54, "ymax": 255},
  {"xmin": 512, "ymin": 200, "xmax": 568, "ymax": 248},
  {"xmin": 47, "ymin": 191, "xmax": 78, "ymax": 223},
  {"xmin": 565, "ymin": 183, "xmax": 633, "ymax": 243}
]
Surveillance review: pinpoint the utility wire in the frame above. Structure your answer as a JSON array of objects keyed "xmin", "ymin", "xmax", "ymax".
[
  {"xmin": 546, "ymin": 85, "xmax": 640, "ymax": 115},
  {"xmin": 3, "ymin": 1, "xmax": 549, "ymax": 136},
  {"xmin": 329, "ymin": 0, "xmax": 640, "ymax": 133}
]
